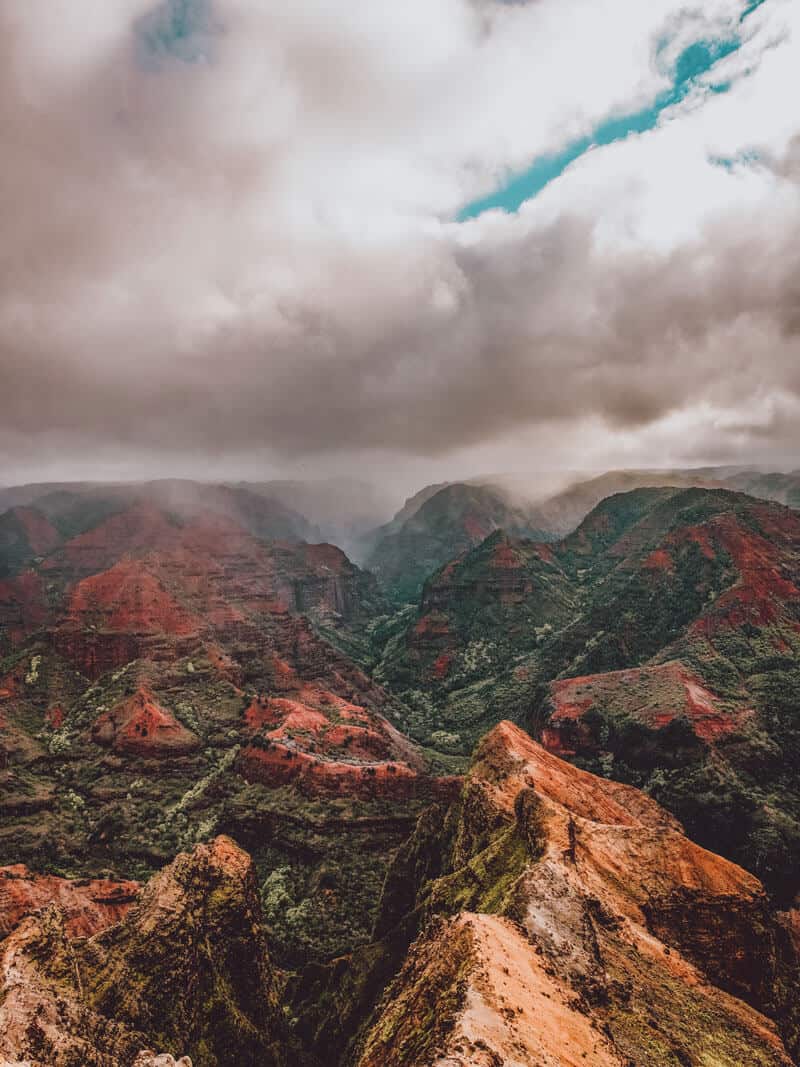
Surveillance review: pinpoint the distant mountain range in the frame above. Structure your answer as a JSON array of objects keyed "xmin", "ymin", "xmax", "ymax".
[
  {"xmin": 1, "ymin": 468, "xmax": 800, "ymax": 1064},
  {"xmin": 359, "ymin": 466, "xmax": 800, "ymax": 602}
]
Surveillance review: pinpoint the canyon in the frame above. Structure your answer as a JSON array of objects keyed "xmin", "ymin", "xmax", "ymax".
[{"xmin": 1, "ymin": 471, "xmax": 799, "ymax": 1064}]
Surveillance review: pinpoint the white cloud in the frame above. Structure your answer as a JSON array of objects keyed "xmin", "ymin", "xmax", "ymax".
[{"xmin": 0, "ymin": 0, "xmax": 797, "ymax": 487}]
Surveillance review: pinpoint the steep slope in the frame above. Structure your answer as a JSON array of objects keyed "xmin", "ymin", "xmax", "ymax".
[
  {"xmin": 719, "ymin": 468, "xmax": 800, "ymax": 510},
  {"xmin": 377, "ymin": 486, "xmax": 800, "ymax": 898},
  {"xmin": 534, "ymin": 490, "xmax": 800, "ymax": 897},
  {"xmin": 0, "ymin": 837, "xmax": 293, "ymax": 1067},
  {"xmin": 0, "ymin": 505, "xmax": 61, "ymax": 578},
  {"xmin": 354, "ymin": 722, "xmax": 799, "ymax": 1067},
  {"xmin": 376, "ymin": 530, "xmax": 576, "ymax": 751},
  {"xmin": 540, "ymin": 486, "xmax": 800, "ymax": 676},
  {"xmin": 460, "ymin": 467, "xmax": 800, "ymax": 563},
  {"xmin": 0, "ymin": 500, "xmax": 445, "ymax": 965},
  {"xmin": 365, "ymin": 483, "xmax": 552, "ymax": 603},
  {"xmin": 357, "ymin": 482, "xmax": 450, "ymax": 549},
  {"xmin": 523, "ymin": 468, "xmax": 727, "ymax": 538},
  {"xmin": 0, "ymin": 500, "xmax": 385, "ymax": 661},
  {"xmin": 502, "ymin": 466, "xmax": 800, "ymax": 542},
  {"xmin": 4, "ymin": 755, "xmax": 796, "ymax": 1066}
]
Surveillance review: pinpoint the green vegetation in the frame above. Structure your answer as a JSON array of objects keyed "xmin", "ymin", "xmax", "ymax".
[{"xmin": 369, "ymin": 486, "xmax": 800, "ymax": 900}]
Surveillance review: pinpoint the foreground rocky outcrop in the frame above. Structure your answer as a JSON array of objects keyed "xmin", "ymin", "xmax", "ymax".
[
  {"xmin": 0, "ymin": 836, "xmax": 292, "ymax": 1067},
  {"xmin": 353, "ymin": 722, "xmax": 799, "ymax": 1066},
  {"xmin": 2, "ymin": 733, "xmax": 798, "ymax": 1066},
  {"xmin": 3, "ymin": 478, "xmax": 800, "ymax": 1065}
]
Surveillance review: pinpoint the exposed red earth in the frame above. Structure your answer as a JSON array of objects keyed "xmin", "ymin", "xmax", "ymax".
[
  {"xmin": 92, "ymin": 689, "xmax": 201, "ymax": 758},
  {"xmin": 1, "ymin": 479, "xmax": 800, "ymax": 1064},
  {"xmin": 0, "ymin": 865, "xmax": 139, "ymax": 939},
  {"xmin": 237, "ymin": 678, "xmax": 457, "ymax": 800},
  {"xmin": 543, "ymin": 660, "xmax": 755, "ymax": 755},
  {"xmin": 358, "ymin": 722, "xmax": 798, "ymax": 1066}
]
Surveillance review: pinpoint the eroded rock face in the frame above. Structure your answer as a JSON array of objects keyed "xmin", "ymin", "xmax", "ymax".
[
  {"xmin": 83, "ymin": 836, "xmax": 289, "ymax": 1066},
  {"xmin": 356, "ymin": 722, "xmax": 798, "ymax": 1067},
  {"xmin": 1, "ymin": 499, "xmax": 384, "ymax": 672},
  {"xmin": 359, "ymin": 912, "xmax": 624, "ymax": 1067},
  {"xmin": 375, "ymin": 486, "xmax": 800, "ymax": 900},
  {"xmin": 235, "ymin": 679, "xmax": 447, "ymax": 800},
  {"xmin": 91, "ymin": 689, "xmax": 200, "ymax": 758},
  {"xmin": 0, "ymin": 494, "xmax": 426, "ymax": 964},
  {"xmin": 0, "ymin": 864, "xmax": 138, "ymax": 939},
  {"xmin": 544, "ymin": 660, "xmax": 755, "ymax": 756},
  {"xmin": 0, "ymin": 837, "xmax": 292, "ymax": 1067}
]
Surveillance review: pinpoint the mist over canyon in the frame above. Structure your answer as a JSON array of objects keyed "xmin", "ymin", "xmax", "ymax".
[{"xmin": 3, "ymin": 0, "xmax": 800, "ymax": 1064}]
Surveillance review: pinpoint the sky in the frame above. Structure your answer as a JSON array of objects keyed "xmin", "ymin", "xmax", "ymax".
[{"xmin": 0, "ymin": 0, "xmax": 799, "ymax": 495}]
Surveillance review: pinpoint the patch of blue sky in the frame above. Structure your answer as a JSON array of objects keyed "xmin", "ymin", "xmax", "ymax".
[
  {"xmin": 135, "ymin": 0, "xmax": 222, "ymax": 69},
  {"xmin": 458, "ymin": 3, "xmax": 768, "ymax": 221},
  {"xmin": 740, "ymin": 0, "xmax": 769, "ymax": 19}
]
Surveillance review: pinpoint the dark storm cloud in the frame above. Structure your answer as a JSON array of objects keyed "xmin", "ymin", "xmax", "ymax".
[{"xmin": 1, "ymin": 0, "xmax": 799, "ymax": 481}]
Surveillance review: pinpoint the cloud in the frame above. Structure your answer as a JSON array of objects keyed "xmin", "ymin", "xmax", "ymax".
[{"xmin": 0, "ymin": 0, "xmax": 798, "ymax": 487}]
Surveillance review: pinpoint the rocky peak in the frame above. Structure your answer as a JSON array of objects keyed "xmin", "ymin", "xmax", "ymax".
[
  {"xmin": 0, "ymin": 837, "xmax": 292, "ymax": 1067},
  {"xmin": 357, "ymin": 721, "xmax": 798, "ymax": 1066}
]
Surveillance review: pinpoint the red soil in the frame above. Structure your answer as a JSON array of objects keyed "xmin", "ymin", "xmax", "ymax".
[
  {"xmin": 643, "ymin": 547, "xmax": 674, "ymax": 571},
  {"xmin": 414, "ymin": 613, "xmax": 450, "ymax": 637},
  {"xmin": 239, "ymin": 673, "xmax": 429, "ymax": 796},
  {"xmin": 0, "ymin": 865, "xmax": 138, "ymax": 939},
  {"xmin": 432, "ymin": 652, "xmax": 452, "ymax": 680},
  {"xmin": 92, "ymin": 689, "xmax": 199, "ymax": 758},
  {"xmin": 490, "ymin": 540, "xmax": 521, "ymax": 569},
  {"xmin": 0, "ymin": 677, "xmax": 17, "ymax": 702},
  {"xmin": 245, "ymin": 695, "xmax": 329, "ymax": 734},
  {"xmin": 46, "ymin": 705, "xmax": 64, "ymax": 729},
  {"xmin": 546, "ymin": 661, "xmax": 752, "ymax": 752},
  {"xmin": 244, "ymin": 683, "xmax": 405, "ymax": 765},
  {"xmin": 265, "ymin": 654, "xmax": 302, "ymax": 690},
  {"xmin": 64, "ymin": 560, "xmax": 199, "ymax": 636},
  {"xmin": 673, "ymin": 523, "xmax": 718, "ymax": 561},
  {"xmin": 238, "ymin": 742, "xmax": 426, "ymax": 799},
  {"xmin": 52, "ymin": 502, "xmax": 182, "ymax": 567},
  {"xmin": 671, "ymin": 511, "xmax": 800, "ymax": 635}
]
